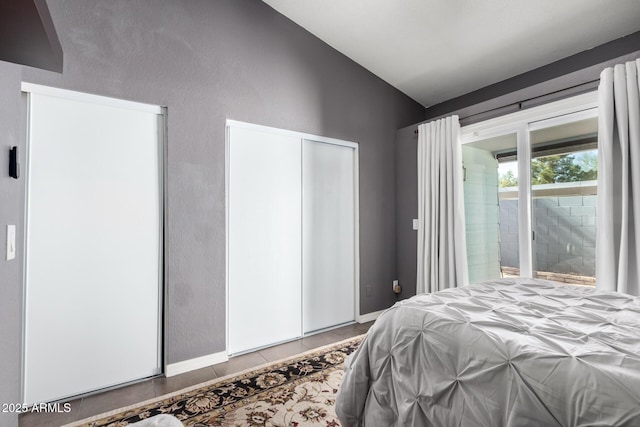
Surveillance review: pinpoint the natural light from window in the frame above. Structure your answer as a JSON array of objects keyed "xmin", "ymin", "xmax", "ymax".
[{"xmin": 462, "ymin": 111, "xmax": 598, "ymax": 287}]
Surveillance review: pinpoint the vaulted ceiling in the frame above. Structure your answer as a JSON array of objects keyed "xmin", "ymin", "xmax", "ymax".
[{"xmin": 263, "ymin": 0, "xmax": 640, "ymax": 107}]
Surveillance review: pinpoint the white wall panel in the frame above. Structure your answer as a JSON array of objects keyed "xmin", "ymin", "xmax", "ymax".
[
  {"xmin": 228, "ymin": 127, "xmax": 302, "ymax": 354},
  {"xmin": 24, "ymin": 90, "xmax": 162, "ymax": 404},
  {"xmin": 302, "ymin": 140, "xmax": 355, "ymax": 333}
]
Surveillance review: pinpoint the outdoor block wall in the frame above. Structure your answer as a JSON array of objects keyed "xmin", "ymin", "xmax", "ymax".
[{"xmin": 499, "ymin": 195, "xmax": 597, "ymax": 276}]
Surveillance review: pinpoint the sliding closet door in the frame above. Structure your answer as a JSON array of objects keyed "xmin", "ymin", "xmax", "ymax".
[
  {"xmin": 23, "ymin": 88, "xmax": 162, "ymax": 404},
  {"xmin": 302, "ymin": 140, "xmax": 355, "ymax": 333},
  {"xmin": 228, "ymin": 127, "xmax": 302, "ymax": 355}
]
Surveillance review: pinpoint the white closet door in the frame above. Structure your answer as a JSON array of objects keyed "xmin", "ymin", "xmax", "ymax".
[
  {"xmin": 228, "ymin": 127, "xmax": 302, "ymax": 354},
  {"xmin": 302, "ymin": 140, "xmax": 355, "ymax": 333},
  {"xmin": 23, "ymin": 90, "xmax": 162, "ymax": 404}
]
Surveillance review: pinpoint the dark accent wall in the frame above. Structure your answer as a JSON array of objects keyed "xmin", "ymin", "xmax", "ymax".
[
  {"xmin": 395, "ymin": 125, "xmax": 420, "ymax": 298},
  {"xmin": 0, "ymin": 1, "xmax": 424, "ymax": 422},
  {"xmin": 395, "ymin": 42, "xmax": 640, "ymax": 299},
  {"xmin": 0, "ymin": 0, "xmax": 63, "ymax": 72}
]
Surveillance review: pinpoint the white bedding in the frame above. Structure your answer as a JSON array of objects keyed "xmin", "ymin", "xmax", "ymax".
[{"xmin": 336, "ymin": 278, "xmax": 640, "ymax": 426}]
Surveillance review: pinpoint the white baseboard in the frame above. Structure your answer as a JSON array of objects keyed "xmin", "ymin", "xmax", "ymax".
[
  {"xmin": 166, "ymin": 351, "xmax": 228, "ymax": 377},
  {"xmin": 356, "ymin": 309, "xmax": 384, "ymax": 324}
]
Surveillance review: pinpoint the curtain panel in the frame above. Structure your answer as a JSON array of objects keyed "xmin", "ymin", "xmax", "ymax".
[
  {"xmin": 417, "ymin": 116, "xmax": 468, "ymax": 294},
  {"xmin": 596, "ymin": 58, "xmax": 640, "ymax": 296}
]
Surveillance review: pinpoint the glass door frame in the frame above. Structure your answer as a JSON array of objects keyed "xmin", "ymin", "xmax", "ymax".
[{"xmin": 460, "ymin": 91, "xmax": 598, "ymax": 278}]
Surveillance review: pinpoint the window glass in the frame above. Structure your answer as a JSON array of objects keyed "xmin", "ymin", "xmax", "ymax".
[
  {"xmin": 462, "ymin": 133, "xmax": 518, "ymax": 283},
  {"xmin": 530, "ymin": 117, "xmax": 597, "ymax": 286}
]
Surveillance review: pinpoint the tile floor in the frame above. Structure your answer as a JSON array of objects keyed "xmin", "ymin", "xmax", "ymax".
[{"xmin": 19, "ymin": 321, "xmax": 373, "ymax": 427}]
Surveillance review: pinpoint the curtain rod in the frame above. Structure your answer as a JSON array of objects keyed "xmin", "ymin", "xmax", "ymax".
[{"xmin": 413, "ymin": 79, "xmax": 600, "ymax": 134}]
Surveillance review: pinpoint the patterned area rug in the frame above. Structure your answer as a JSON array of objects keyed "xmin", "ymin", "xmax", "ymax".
[{"xmin": 64, "ymin": 335, "xmax": 364, "ymax": 427}]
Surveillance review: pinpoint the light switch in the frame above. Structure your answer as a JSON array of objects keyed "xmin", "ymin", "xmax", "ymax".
[
  {"xmin": 6, "ymin": 225, "xmax": 16, "ymax": 261},
  {"xmin": 412, "ymin": 219, "xmax": 419, "ymax": 230}
]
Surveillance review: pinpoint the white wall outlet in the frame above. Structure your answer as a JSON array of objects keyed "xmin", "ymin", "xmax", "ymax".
[
  {"xmin": 392, "ymin": 280, "xmax": 402, "ymax": 294},
  {"xmin": 412, "ymin": 219, "xmax": 419, "ymax": 230},
  {"xmin": 6, "ymin": 225, "xmax": 16, "ymax": 261}
]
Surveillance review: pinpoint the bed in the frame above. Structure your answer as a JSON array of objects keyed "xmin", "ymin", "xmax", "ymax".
[{"xmin": 336, "ymin": 278, "xmax": 640, "ymax": 426}]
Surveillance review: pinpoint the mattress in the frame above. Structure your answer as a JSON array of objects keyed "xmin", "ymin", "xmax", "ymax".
[{"xmin": 336, "ymin": 278, "xmax": 640, "ymax": 426}]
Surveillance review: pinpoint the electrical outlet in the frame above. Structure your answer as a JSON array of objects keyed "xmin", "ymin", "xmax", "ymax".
[
  {"xmin": 392, "ymin": 279, "xmax": 401, "ymax": 294},
  {"xmin": 366, "ymin": 285, "xmax": 372, "ymax": 296}
]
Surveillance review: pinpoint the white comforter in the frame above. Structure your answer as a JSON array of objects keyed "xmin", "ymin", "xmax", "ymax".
[{"xmin": 336, "ymin": 278, "xmax": 640, "ymax": 426}]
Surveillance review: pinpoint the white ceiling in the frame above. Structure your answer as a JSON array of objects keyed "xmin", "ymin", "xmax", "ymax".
[{"xmin": 263, "ymin": 0, "xmax": 640, "ymax": 107}]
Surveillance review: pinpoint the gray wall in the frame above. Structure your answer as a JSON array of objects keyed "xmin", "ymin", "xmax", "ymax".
[
  {"xmin": 0, "ymin": 1, "xmax": 424, "ymax": 422},
  {"xmin": 395, "ymin": 126, "xmax": 419, "ymax": 297},
  {"xmin": 0, "ymin": 62, "xmax": 24, "ymax": 427},
  {"xmin": 395, "ymin": 46, "xmax": 640, "ymax": 299}
]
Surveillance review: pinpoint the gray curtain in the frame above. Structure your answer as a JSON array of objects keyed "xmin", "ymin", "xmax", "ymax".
[
  {"xmin": 596, "ymin": 59, "xmax": 640, "ymax": 295},
  {"xmin": 416, "ymin": 116, "xmax": 468, "ymax": 293}
]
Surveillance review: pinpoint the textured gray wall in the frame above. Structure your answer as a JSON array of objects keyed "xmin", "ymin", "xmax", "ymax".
[
  {"xmin": 395, "ymin": 47, "xmax": 640, "ymax": 297},
  {"xmin": 395, "ymin": 126, "xmax": 419, "ymax": 297},
  {"xmin": 0, "ymin": 1, "xmax": 424, "ymax": 419},
  {"xmin": 0, "ymin": 61, "xmax": 23, "ymax": 427},
  {"xmin": 499, "ymin": 200, "xmax": 520, "ymax": 268}
]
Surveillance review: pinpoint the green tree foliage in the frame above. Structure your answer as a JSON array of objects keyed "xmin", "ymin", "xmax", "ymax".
[
  {"xmin": 499, "ymin": 170, "xmax": 519, "ymax": 188},
  {"xmin": 531, "ymin": 153, "xmax": 597, "ymax": 185},
  {"xmin": 497, "ymin": 151, "xmax": 597, "ymax": 188}
]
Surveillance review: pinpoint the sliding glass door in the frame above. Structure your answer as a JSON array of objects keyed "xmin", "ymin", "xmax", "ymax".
[
  {"xmin": 529, "ymin": 115, "xmax": 598, "ymax": 285},
  {"xmin": 460, "ymin": 93, "xmax": 598, "ymax": 286},
  {"xmin": 462, "ymin": 133, "xmax": 518, "ymax": 283}
]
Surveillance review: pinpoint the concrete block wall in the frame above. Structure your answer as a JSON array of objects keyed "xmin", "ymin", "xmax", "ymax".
[
  {"xmin": 499, "ymin": 195, "xmax": 596, "ymax": 276},
  {"xmin": 498, "ymin": 200, "xmax": 519, "ymax": 268}
]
